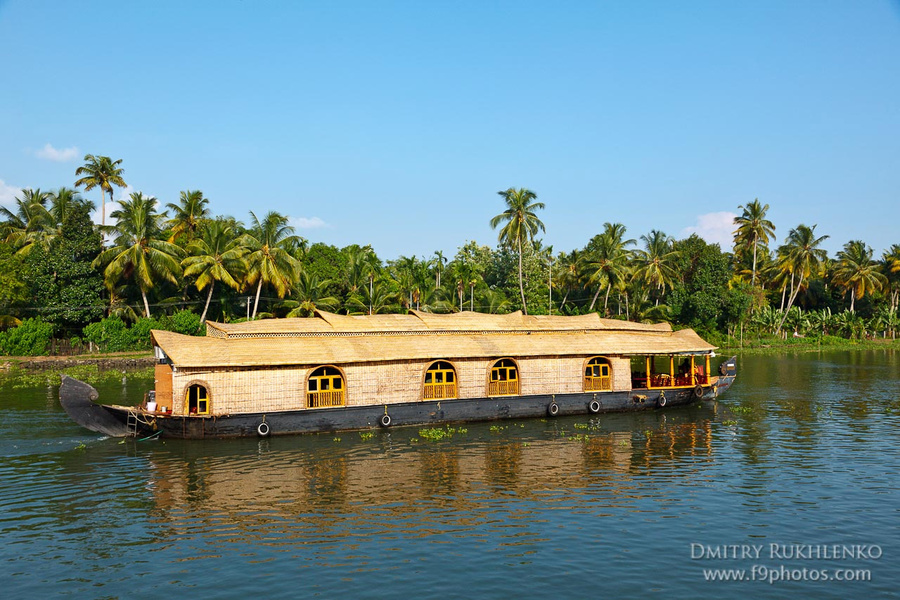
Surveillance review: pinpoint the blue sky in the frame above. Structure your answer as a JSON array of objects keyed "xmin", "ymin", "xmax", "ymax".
[{"xmin": 1, "ymin": 1, "xmax": 898, "ymax": 260}]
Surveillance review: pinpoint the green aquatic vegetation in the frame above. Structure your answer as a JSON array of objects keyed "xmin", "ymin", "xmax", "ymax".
[
  {"xmin": 333, "ymin": 437, "xmax": 341, "ymax": 442},
  {"xmin": 567, "ymin": 434, "xmax": 590, "ymax": 442},
  {"xmin": 722, "ymin": 419, "xmax": 738, "ymax": 426},
  {"xmin": 573, "ymin": 423, "xmax": 589, "ymax": 430},
  {"xmin": 359, "ymin": 431, "xmax": 375, "ymax": 441},
  {"xmin": 730, "ymin": 405, "xmax": 752, "ymax": 414},
  {"xmin": 489, "ymin": 425, "xmax": 506, "ymax": 432},
  {"xmin": 0, "ymin": 364, "xmax": 154, "ymax": 389},
  {"xmin": 418, "ymin": 426, "xmax": 465, "ymax": 441}
]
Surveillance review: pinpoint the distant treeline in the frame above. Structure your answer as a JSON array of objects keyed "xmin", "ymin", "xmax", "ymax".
[{"xmin": 0, "ymin": 156, "xmax": 898, "ymax": 355}]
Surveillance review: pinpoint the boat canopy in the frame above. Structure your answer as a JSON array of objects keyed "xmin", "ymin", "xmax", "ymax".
[{"xmin": 151, "ymin": 311, "xmax": 715, "ymax": 369}]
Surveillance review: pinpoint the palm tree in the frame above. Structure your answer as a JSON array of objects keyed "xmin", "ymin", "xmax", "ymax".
[
  {"xmin": 554, "ymin": 250, "xmax": 583, "ymax": 311},
  {"xmin": 832, "ymin": 240, "xmax": 887, "ymax": 312},
  {"xmin": 585, "ymin": 223, "xmax": 634, "ymax": 312},
  {"xmin": 167, "ymin": 190, "xmax": 211, "ymax": 243},
  {"xmin": 49, "ymin": 187, "xmax": 93, "ymax": 228},
  {"xmin": 283, "ymin": 271, "xmax": 341, "ymax": 317},
  {"xmin": 490, "ymin": 187, "xmax": 545, "ymax": 314},
  {"xmin": 632, "ymin": 230, "xmax": 679, "ymax": 305},
  {"xmin": 432, "ymin": 250, "xmax": 447, "ymax": 290},
  {"xmin": 182, "ymin": 219, "xmax": 246, "ymax": 323},
  {"xmin": 775, "ymin": 224, "xmax": 829, "ymax": 334},
  {"xmin": 94, "ymin": 192, "xmax": 184, "ymax": 317},
  {"xmin": 0, "ymin": 188, "xmax": 53, "ymax": 253},
  {"xmin": 733, "ymin": 199, "xmax": 776, "ymax": 286},
  {"xmin": 241, "ymin": 211, "xmax": 301, "ymax": 319},
  {"xmin": 74, "ymin": 154, "xmax": 126, "ymax": 227},
  {"xmin": 882, "ymin": 244, "xmax": 900, "ymax": 316}
]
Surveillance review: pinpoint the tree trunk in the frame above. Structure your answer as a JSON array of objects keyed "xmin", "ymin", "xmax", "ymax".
[
  {"xmin": 141, "ymin": 289, "xmax": 151, "ymax": 318},
  {"xmin": 603, "ymin": 285, "xmax": 611, "ymax": 312},
  {"xmin": 252, "ymin": 279, "xmax": 263, "ymax": 319},
  {"xmin": 518, "ymin": 238, "xmax": 527, "ymax": 315},
  {"xmin": 780, "ymin": 282, "xmax": 787, "ymax": 311},
  {"xmin": 751, "ymin": 238, "xmax": 758, "ymax": 286},
  {"xmin": 589, "ymin": 285, "xmax": 602, "ymax": 311},
  {"xmin": 850, "ymin": 289, "xmax": 855, "ymax": 313},
  {"xmin": 200, "ymin": 281, "xmax": 215, "ymax": 324},
  {"xmin": 776, "ymin": 274, "xmax": 804, "ymax": 335}
]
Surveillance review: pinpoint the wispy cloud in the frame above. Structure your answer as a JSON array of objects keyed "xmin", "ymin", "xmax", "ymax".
[
  {"xmin": 0, "ymin": 179, "xmax": 23, "ymax": 207},
  {"xmin": 679, "ymin": 211, "xmax": 737, "ymax": 248},
  {"xmin": 35, "ymin": 143, "xmax": 80, "ymax": 162},
  {"xmin": 289, "ymin": 216, "xmax": 328, "ymax": 229}
]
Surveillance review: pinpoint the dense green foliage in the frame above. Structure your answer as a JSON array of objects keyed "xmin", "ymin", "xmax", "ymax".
[
  {"xmin": 0, "ymin": 318, "xmax": 54, "ymax": 356},
  {"xmin": 0, "ymin": 155, "xmax": 898, "ymax": 355}
]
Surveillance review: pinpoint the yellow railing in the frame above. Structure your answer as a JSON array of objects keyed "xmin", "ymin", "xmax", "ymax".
[
  {"xmin": 489, "ymin": 380, "xmax": 519, "ymax": 396},
  {"xmin": 424, "ymin": 382, "xmax": 457, "ymax": 400},
  {"xmin": 307, "ymin": 390, "xmax": 345, "ymax": 408},
  {"xmin": 584, "ymin": 376, "xmax": 611, "ymax": 391}
]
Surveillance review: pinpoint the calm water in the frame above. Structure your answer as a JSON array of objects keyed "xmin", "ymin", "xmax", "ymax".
[{"xmin": 1, "ymin": 352, "xmax": 898, "ymax": 599}]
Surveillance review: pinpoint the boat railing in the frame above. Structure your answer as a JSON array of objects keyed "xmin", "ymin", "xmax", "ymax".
[
  {"xmin": 307, "ymin": 390, "xmax": 345, "ymax": 408},
  {"xmin": 584, "ymin": 376, "xmax": 612, "ymax": 391},
  {"xmin": 423, "ymin": 382, "xmax": 458, "ymax": 399},
  {"xmin": 489, "ymin": 380, "xmax": 519, "ymax": 396}
]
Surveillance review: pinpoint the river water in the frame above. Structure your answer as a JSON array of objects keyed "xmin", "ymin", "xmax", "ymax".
[{"xmin": 1, "ymin": 351, "xmax": 897, "ymax": 598}]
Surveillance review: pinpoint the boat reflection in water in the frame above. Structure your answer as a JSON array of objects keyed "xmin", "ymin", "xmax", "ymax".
[{"xmin": 141, "ymin": 409, "xmax": 718, "ymax": 549}]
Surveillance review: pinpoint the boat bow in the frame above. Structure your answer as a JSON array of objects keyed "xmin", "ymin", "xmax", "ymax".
[{"xmin": 59, "ymin": 375, "xmax": 129, "ymax": 437}]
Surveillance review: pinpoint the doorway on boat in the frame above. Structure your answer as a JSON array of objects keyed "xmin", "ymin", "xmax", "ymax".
[
  {"xmin": 186, "ymin": 383, "xmax": 209, "ymax": 415},
  {"xmin": 584, "ymin": 357, "xmax": 612, "ymax": 391},
  {"xmin": 488, "ymin": 358, "xmax": 519, "ymax": 396},
  {"xmin": 630, "ymin": 355, "xmax": 711, "ymax": 390},
  {"xmin": 424, "ymin": 361, "xmax": 458, "ymax": 399},
  {"xmin": 307, "ymin": 366, "xmax": 345, "ymax": 408}
]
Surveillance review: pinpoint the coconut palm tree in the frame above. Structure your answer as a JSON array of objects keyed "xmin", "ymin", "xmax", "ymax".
[
  {"xmin": 283, "ymin": 271, "xmax": 341, "ymax": 317},
  {"xmin": 49, "ymin": 187, "xmax": 93, "ymax": 228},
  {"xmin": 0, "ymin": 188, "xmax": 53, "ymax": 253},
  {"xmin": 733, "ymin": 199, "xmax": 776, "ymax": 286},
  {"xmin": 182, "ymin": 219, "xmax": 247, "ymax": 323},
  {"xmin": 490, "ymin": 187, "xmax": 545, "ymax": 314},
  {"xmin": 632, "ymin": 229, "xmax": 679, "ymax": 305},
  {"xmin": 775, "ymin": 224, "xmax": 829, "ymax": 335},
  {"xmin": 74, "ymin": 154, "xmax": 126, "ymax": 226},
  {"xmin": 241, "ymin": 211, "xmax": 301, "ymax": 319},
  {"xmin": 94, "ymin": 192, "xmax": 184, "ymax": 317},
  {"xmin": 432, "ymin": 250, "xmax": 447, "ymax": 290},
  {"xmin": 585, "ymin": 223, "xmax": 634, "ymax": 312},
  {"xmin": 167, "ymin": 190, "xmax": 211, "ymax": 243},
  {"xmin": 882, "ymin": 244, "xmax": 900, "ymax": 316},
  {"xmin": 832, "ymin": 240, "xmax": 887, "ymax": 312}
]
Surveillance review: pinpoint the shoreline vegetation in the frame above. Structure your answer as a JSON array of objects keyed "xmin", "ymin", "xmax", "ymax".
[{"xmin": 1, "ymin": 158, "xmax": 898, "ymax": 360}]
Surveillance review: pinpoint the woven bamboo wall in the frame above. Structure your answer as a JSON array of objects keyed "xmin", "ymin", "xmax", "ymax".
[{"xmin": 169, "ymin": 354, "xmax": 635, "ymax": 415}]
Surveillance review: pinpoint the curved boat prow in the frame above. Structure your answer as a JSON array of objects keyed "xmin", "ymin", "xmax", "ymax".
[
  {"xmin": 714, "ymin": 356, "xmax": 738, "ymax": 395},
  {"xmin": 59, "ymin": 375, "xmax": 129, "ymax": 437}
]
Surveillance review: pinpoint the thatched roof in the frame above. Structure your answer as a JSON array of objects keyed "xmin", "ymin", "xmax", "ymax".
[
  {"xmin": 153, "ymin": 311, "xmax": 714, "ymax": 368},
  {"xmin": 205, "ymin": 310, "xmax": 672, "ymax": 338}
]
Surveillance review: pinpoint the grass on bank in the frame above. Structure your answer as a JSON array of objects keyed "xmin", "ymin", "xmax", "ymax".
[{"xmin": 716, "ymin": 334, "xmax": 899, "ymax": 354}]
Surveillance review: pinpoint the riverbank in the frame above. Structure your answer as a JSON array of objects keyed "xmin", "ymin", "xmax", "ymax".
[
  {"xmin": 0, "ymin": 352, "xmax": 154, "ymax": 372},
  {"xmin": 718, "ymin": 335, "xmax": 898, "ymax": 355}
]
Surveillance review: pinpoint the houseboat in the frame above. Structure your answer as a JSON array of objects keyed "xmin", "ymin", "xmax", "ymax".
[{"xmin": 59, "ymin": 310, "xmax": 737, "ymax": 439}]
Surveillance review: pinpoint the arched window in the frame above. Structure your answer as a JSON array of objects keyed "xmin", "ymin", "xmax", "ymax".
[
  {"xmin": 423, "ymin": 361, "xmax": 458, "ymax": 400},
  {"xmin": 488, "ymin": 358, "xmax": 519, "ymax": 396},
  {"xmin": 186, "ymin": 383, "xmax": 210, "ymax": 415},
  {"xmin": 307, "ymin": 366, "xmax": 345, "ymax": 408},
  {"xmin": 584, "ymin": 357, "xmax": 612, "ymax": 391}
]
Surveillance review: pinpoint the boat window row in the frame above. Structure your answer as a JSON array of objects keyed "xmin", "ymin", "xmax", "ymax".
[{"xmin": 182, "ymin": 354, "xmax": 710, "ymax": 414}]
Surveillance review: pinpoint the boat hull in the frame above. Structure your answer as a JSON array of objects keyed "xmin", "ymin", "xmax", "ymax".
[{"xmin": 60, "ymin": 373, "xmax": 736, "ymax": 439}]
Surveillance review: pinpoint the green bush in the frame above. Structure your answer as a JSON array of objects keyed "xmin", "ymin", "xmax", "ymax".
[
  {"xmin": 164, "ymin": 310, "xmax": 203, "ymax": 336},
  {"xmin": 0, "ymin": 318, "xmax": 54, "ymax": 356},
  {"xmin": 83, "ymin": 316, "xmax": 133, "ymax": 352}
]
